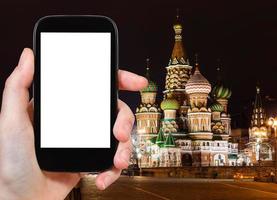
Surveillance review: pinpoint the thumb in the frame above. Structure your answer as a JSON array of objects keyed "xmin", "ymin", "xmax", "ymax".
[{"xmin": 1, "ymin": 48, "xmax": 34, "ymax": 118}]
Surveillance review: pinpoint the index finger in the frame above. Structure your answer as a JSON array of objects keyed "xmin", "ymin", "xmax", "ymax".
[{"xmin": 118, "ymin": 69, "xmax": 148, "ymax": 91}]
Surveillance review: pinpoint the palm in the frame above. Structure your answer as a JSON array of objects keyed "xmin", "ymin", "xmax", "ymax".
[
  {"xmin": 0, "ymin": 100, "xmax": 80, "ymax": 200},
  {"xmin": 0, "ymin": 48, "xmax": 147, "ymax": 200}
]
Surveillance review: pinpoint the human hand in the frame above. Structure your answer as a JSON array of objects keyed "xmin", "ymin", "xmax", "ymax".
[{"xmin": 0, "ymin": 48, "xmax": 147, "ymax": 200}]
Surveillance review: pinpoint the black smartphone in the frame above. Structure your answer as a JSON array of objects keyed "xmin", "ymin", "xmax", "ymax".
[{"xmin": 33, "ymin": 15, "xmax": 118, "ymax": 172}]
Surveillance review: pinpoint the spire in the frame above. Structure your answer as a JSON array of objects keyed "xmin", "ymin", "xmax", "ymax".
[
  {"xmin": 251, "ymin": 84, "xmax": 266, "ymax": 128},
  {"xmin": 176, "ymin": 8, "xmax": 180, "ymax": 21},
  {"xmin": 256, "ymin": 85, "xmax": 260, "ymax": 94},
  {"xmin": 254, "ymin": 84, "xmax": 263, "ymax": 110},
  {"xmin": 211, "ymin": 59, "xmax": 232, "ymax": 100},
  {"xmin": 146, "ymin": 58, "xmax": 150, "ymax": 80},
  {"xmin": 164, "ymin": 132, "xmax": 175, "ymax": 148},
  {"xmin": 174, "ymin": 8, "xmax": 181, "ymax": 32},
  {"xmin": 173, "ymin": 9, "xmax": 182, "ymax": 41},
  {"xmin": 216, "ymin": 59, "xmax": 222, "ymax": 83},
  {"xmin": 140, "ymin": 58, "xmax": 158, "ymax": 93},
  {"xmin": 194, "ymin": 53, "xmax": 200, "ymax": 73},
  {"xmin": 195, "ymin": 53, "xmax": 199, "ymax": 64},
  {"xmin": 156, "ymin": 128, "xmax": 165, "ymax": 147},
  {"xmin": 169, "ymin": 9, "xmax": 187, "ymax": 65}
]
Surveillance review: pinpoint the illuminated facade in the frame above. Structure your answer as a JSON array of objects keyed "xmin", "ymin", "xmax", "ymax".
[
  {"xmin": 135, "ymin": 14, "xmax": 238, "ymax": 168},
  {"xmin": 135, "ymin": 59, "xmax": 161, "ymax": 135},
  {"xmin": 241, "ymin": 86, "xmax": 272, "ymax": 165}
]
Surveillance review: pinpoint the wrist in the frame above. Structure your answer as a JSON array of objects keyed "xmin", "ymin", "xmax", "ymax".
[{"xmin": 0, "ymin": 181, "xmax": 50, "ymax": 200}]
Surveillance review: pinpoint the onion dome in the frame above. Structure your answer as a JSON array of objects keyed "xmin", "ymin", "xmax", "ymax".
[
  {"xmin": 140, "ymin": 58, "xmax": 158, "ymax": 93},
  {"xmin": 210, "ymin": 102, "xmax": 224, "ymax": 112},
  {"xmin": 161, "ymin": 119, "xmax": 178, "ymax": 133},
  {"xmin": 185, "ymin": 63, "xmax": 211, "ymax": 95},
  {"xmin": 163, "ymin": 132, "xmax": 175, "ymax": 148},
  {"xmin": 211, "ymin": 67, "xmax": 232, "ymax": 99},
  {"xmin": 160, "ymin": 98, "xmax": 180, "ymax": 110},
  {"xmin": 211, "ymin": 84, "xmax": 232, "ymax": 99},
  {"xmin": 211, "ymin": 121, "xmax": 225, "ymax": 134},
  {"xmin": 169, "ymin": 9, "xmax": 188, "ymax": 65}
]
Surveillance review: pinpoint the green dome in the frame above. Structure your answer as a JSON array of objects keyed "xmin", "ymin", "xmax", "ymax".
[
  {"xmin": 211, "ymin": 102, "xmax": 224, "ymax": 112},
  {"xmin": 140, "ymin": 80, "xmax": 158, "ymax": 93},
  {"xmin": 160, "ymin": 98, "xmax": 180, "ymax": 110},
  {"xmin": 211, "ymin": 84, "xmax": 232, "ymax": 99}
]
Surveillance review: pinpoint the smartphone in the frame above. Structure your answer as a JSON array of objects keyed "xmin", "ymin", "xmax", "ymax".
[{"xmin": 33, "ymin": 15, "xmax": 118, "ymax": 172}]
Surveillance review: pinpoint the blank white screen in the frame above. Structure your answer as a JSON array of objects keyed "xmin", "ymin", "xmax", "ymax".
[{"xmin": 40, "ymin": 32, "xmax": 111, "ymax": 148}]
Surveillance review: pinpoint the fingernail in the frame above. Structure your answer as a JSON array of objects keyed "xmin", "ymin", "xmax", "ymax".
[
  {"xmin": 101, "ymin": 181, "xmax": 106, "ymax": 190},
  {"xmin": 103, "ymin": 175, "xmax": 111, "ymax": 189},
  {"xmin": 18, "ymin": 48, "xmax": 28, "ymax": 67}
]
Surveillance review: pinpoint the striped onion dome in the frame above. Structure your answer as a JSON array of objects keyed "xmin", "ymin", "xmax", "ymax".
[
  {"xmin": 211, "ymin": 67, "xmax": 232, "ymax": 99},
  {"xmin": 185, "ymin": 63, "xmax": 211, "ymax": 95},
  {"xmin": 210, "ymin": 102, "xmax": 224, "ymax": 112},
  {"xmin": 160, "ymin": 98, "xmax": 180, "ymax": 110},
  {"xmin": 211, "ymin": 84, "xmax": 232, "ymax": 99}
]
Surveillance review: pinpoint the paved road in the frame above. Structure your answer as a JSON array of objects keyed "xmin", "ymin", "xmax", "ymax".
[{"xmin": 80, "ymin": 176, "xmax": 277, "ymax": 200}]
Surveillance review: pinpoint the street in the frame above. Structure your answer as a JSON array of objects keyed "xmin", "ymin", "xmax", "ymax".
[{"xmin": 80, "ymin": 176, "xmax": 277, "ymax": 200}]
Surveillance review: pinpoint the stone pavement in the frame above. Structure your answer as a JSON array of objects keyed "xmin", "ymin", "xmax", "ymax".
[{"xmin": 75, "ymin": 175, "xmax": 277, "ymax": 200}]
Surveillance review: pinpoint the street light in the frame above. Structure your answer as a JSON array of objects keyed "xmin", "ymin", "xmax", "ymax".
[
  {"xmin": 137, "ymin": 153, "xmax": 142, "ymax": 176},
  {"xmin": 256, "ymin": 139, "xmax": 262, "ymax": 180},
  {"xmin": 268, "ymin": 117, "xmax": 277, "ymax": 183}
]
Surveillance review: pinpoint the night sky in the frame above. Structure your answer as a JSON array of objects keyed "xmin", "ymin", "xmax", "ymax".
[{"xmin": 0, "ymin": 0, "xmax": 277, "ymax": 128}]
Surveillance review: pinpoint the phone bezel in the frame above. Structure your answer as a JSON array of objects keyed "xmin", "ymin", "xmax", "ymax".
[{"xmin": 33, "ymin": 15, "xmax": 118, "ymax": 172}]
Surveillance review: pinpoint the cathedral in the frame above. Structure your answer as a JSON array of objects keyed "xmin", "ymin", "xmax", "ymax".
[{"xmin": 135, "ymin": 15, "xmax": 238, "ymax": 168}]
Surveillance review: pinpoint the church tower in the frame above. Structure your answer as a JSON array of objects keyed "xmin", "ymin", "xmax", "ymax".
[
  {"xmin": 136, "ymin": 59, "xmax": 161, "ymax": 134},
  {"xmin": 185, "ymin": 59, "xmax": 212, "ymax": 140},
  {"xmin": 211, "ymin": 67, "xmax": 232, "ymax": 113},
  {"xmin": 160, "ymin": 97, "xmax": 180, "ymax": 133},
  {"xmin": 211, "ymin": 66, "xmax": 232, "ymax": 135},
  {"xmin": 163, "ymin": 11, "xmax": 192, "ymax": 131},
  {"xmin": 135, "ymin": 59, "xmax": 162, "ymax": 168},
  {"xmin": 247, "ymin": 86, "xmax": 272, "ymax": 163},
  {"xmin": 165, "ymin": 12, "xmax": 192, "ymax": 95},
  {"xmin": 249, "ymin": 86, "xmax": 268, "ymax": 141}
]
